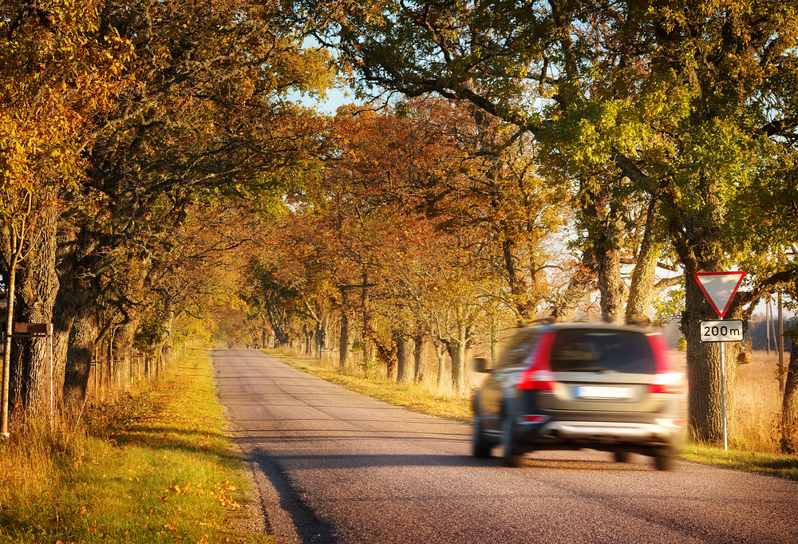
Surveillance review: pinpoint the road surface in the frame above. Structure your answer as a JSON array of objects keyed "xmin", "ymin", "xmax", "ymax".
[{"xmin": 213, "ymin": 349, "xmax": 798, "ymax": 544}]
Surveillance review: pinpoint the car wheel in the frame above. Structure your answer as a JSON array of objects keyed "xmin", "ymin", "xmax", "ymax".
[
  {"xmin": 501, "ymin": 417, "xmax": 524, "ymax": 468},
  {"xmin": 653, "ymin": 450, "xmax": 674, "ymax": 471},
  {"xmin": 471, "ymin": 412, "xmax": 492, "ymax": 458},
  {"xmin": 613, "ymin": 451, "xmax": 630, "ymax": 463}
]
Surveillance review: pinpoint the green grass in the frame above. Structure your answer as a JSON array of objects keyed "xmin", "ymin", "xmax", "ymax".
[
  {"xmin": 265, "ymin": 348, "xmax": 798, "ymax": 481},
  {"xmin": 0, "ymin": 347, "xmax": 270, "ymax": 543},
  {"xmin": 681, "ymin": 444, "xmax": 798, "ymax": 481},
  {"xmin": 264, "ymin": 349, "xmax": 471, "ymax": 422}
]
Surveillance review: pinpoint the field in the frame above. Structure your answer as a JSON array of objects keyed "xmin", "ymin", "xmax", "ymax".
[
  {"xmin": 727, "ymin": 352, "xmax": 786, "ymax": 452},
  {"xmin": 666, "ymin": 350, "xmax": 786, "ymax": 453},
  {"xmin": 0, "ymin": 347, "xmax": 269, "ymax": 544}
]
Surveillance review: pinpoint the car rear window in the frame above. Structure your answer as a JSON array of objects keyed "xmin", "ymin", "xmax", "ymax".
[
  {"xmin": 549, "ymin": 329, "xmax": 656, "ymax": 374},
  {"xmin": 497, "ymin": 329, "xmax": 540, "ymax": 368}
]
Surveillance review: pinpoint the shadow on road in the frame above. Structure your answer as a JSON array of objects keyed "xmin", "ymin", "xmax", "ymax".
[
  {"xmin": 247, "ymin": 447, "xmax": 338, "ymax": 544},
  {"xmin": 252, "ymin": 452, "xmax": 654, "ymax": 472}
]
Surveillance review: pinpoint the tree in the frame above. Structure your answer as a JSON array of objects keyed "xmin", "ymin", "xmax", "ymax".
[
  {"xmin": 48, "ymin": 0, "xmax": 332, "ymax": 406},
  {"xmin": 307, "ymin": 0, "xmax": 798, "ymax": 443},
  {"xmin": 0, "ymin": 0, "xmax": 133, "ymax": 418},
  {"xmin": 1, "ymin": 0, "xmax": 336, "ymax": 422}
]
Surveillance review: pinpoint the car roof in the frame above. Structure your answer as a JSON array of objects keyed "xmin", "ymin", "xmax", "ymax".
[{"xmin": 522, "ymin": 321, "xmax": 657, "ymax": 335}]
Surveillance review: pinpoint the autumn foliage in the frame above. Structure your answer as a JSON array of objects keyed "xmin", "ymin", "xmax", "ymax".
[{"xmin": 0, "ymin": 1, "xmax": 797, "ymax": 453}]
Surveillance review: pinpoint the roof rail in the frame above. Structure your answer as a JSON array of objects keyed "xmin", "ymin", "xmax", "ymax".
[
  {"xmin": 525, "ymin": 316, "xmax": 556, "ymax": 326},
  {"xmin": 625, "ymin": 314, "xmax": 652, "ymax": 327}
]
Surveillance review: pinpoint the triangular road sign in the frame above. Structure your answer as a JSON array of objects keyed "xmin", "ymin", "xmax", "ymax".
[{"xmin": 694, "ymin": 271, "xmax": 747, "ymax": 318}]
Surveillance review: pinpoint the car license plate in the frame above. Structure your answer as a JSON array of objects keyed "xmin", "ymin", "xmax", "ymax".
[{"xmin": 576, "ymin": 386, "xmax": 632, "ymax": 400}]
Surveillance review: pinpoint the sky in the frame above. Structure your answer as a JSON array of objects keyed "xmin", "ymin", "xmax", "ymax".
[{"xmin": 295, "ymin": 86, "xmax": 355, "ymax": 114}]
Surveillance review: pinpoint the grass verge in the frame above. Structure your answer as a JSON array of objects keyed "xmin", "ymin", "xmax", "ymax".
[
  {"xmin": 263, "ymin": 349, "xmax": 471, "ymax": 422},
  {"xmin": 264, "ymin": 348, "xmax": 798, "ymax": 481},
  {"xmin": 681, "ymin": 444, "xmax": 798, "ymax": 481},
  {"xmin": 0, "ymin": 347, "xmax": 270, "ymax": 543}
]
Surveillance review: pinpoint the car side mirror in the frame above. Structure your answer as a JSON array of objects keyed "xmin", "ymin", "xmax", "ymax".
[{"xmin": 472, "ymin": 357, "xmax": 491, "ymax": 373}]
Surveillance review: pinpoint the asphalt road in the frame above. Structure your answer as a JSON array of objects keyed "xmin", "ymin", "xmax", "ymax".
[{"xmin": 213, "ymin": 349, "xmax": 798, "ymax": 544}]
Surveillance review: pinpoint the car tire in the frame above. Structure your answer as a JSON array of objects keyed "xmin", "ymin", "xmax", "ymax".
[
  {"xmin": 613, "ymin": 451, "xmax": 630, "ymax": 463},
  {"xmin": 472, "ymin": 412, "xmax": 492, "ymax": 458},
  {"xmin": 501, "ymin": 417, "xmax": 524, "ymax": 468},
  {"xmin": 653, "ymin": 450, "xmax": 674, "ymax": 471}
]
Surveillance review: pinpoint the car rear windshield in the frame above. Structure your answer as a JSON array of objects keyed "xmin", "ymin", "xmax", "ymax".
[{"xmin": 549, "ymin": 329, "xmax": 656, "ymax": 374}]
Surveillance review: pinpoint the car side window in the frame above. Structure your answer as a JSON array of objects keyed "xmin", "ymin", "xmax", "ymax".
[{"xmin": 497, "ymin": 330, "xmax": 539, "ymax": 369}]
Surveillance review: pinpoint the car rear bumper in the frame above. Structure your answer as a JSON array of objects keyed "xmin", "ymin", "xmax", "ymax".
[
  {"xmin": 538, "ymin": 419, "xmax": 680, "ymax": 442},
  {"xmin": 513, "ymin": 417, "xmax": 685, "ymax": 451}
]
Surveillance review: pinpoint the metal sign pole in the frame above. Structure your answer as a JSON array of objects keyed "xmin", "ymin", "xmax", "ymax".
[{"xmin": 720, "ymin": 341, "xmax": 728, "ymax": 451}]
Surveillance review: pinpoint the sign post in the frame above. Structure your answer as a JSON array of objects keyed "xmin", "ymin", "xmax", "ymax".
[{"xmin": 694, "ymin": 271, "xmax": 746, "ymax": 451}]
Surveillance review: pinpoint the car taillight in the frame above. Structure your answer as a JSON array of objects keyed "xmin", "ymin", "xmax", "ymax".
[
  {"xmin": 517, "ymin": 332, "xmax": 556, "ymax": 391},
  {"xmin": 521, "ymin": 414, "xmax": 547, "ymax": 423},
  {"xmin": 647, "ymin": 334, "xmax": 682, "ymax": 394},
  {"xmin": 649, "ymin": 372, "xmax": 683, "ymax": 393}
]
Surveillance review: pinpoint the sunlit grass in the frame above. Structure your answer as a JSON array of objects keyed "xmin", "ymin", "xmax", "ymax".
[
  {"xmin": 264, "ymin": 349, "xmax": 471, "ymax": 422},
  {"xmin": 682, "ymin": 444, "xmax": 798, "ymax": 481},
  {"xmin": 0, "ymin": 347, "xmax": 270, "ymax": 543}
]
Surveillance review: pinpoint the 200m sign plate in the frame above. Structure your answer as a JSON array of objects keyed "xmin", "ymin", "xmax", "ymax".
[{"xmin": 700, "ymin": 320, "xmax": 743, "ymax": 343}]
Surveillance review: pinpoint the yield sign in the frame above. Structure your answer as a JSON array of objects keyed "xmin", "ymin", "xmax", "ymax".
[{"xmin": 694, "ymin": 271, "xmax": 747, "ymax": 318}]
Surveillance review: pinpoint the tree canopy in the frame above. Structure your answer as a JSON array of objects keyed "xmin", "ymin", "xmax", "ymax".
[{"xmin": 1, "ymin": 0, "xmax": 796, "ymax": 448}]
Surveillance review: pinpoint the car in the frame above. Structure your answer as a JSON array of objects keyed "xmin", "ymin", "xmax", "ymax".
[{"xmin": 471, "ymin": 322, "xmax": 686, "ymax": 470}]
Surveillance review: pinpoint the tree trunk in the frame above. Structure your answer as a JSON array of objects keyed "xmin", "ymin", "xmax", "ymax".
[
  {"xmin": 595, "ymin": 240, "xmax": 624, "ymax": 323},
  {"xmin": 360, "ymin": 269, "xmax": 372, "ymax": 369},
  {"xmin": 106, "ymin": 330, "xmax": 116, "ymax": 397},
  {"xmin": 625, "ymin": 195, "xmax": 661, "ymax": 323},
  {"xmin": 339, "ymin": 310, "xmax": 350, "ymax": 370},
  {"xmin": 778, "ymin": 292, "xmax": 785, "ymax": 393},
  {"xmin": 683, "ymin": 276, "xmax": 735, "ymax": 443},
  {"xmin": 304, "ymin": 326, "xmax": 312, "ymax": 355},
  {"xmin": 63, "ymin": 311, "xmax": 98, "ymax": 409},
  {"xmin": 549, "ymin": 249, "xmax": 596, "ymax": 320},
  {"xmin": 413, "ymin": 332, "xmax": 425, "ymax": 384},
  {"xmin": 502, "ymin": 237, "xmax": 531, "ymax": 321},
  {"xmin": 780, "ymin": 331, "xmax": 798, "ymax": 454},
  {"xmin": 372, "ymin": 336, "xmax": 396, "ymax": 380},
  {"xmin": 446, "ymin": 327, "xmax": 468, "ymax": 396},
  {"xmin": 583, "ymin": 184, "xmax": 624, "ymax": 323},
  {"xmin": 435, "ymin": 341, "xmax": 447, "ymax": 391},
  {"xmin": 13, "ymin": 203, "xmax": 59, "ymax": 416},
  {"xmin": 54, "ymin": 225, "xmax": 107, "ymax": 407},
  {"xmin": 395, "ymin": 331, "xmax": 410, "ymax": 384},
  {"xmin": 315, "ymin": 322, "xmax": 324, "ymax": 359},
  {"xmin": 766, "ymin": 298, "xmax": 772, "ymax": 354},
  {"xmin": 114, "ymin": 321, "xmax": 138, "ymax": 392}
]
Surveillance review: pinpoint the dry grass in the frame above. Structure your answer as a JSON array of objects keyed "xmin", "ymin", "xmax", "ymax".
[
  {"xmin": 265, "ymin": 348, "xmax": 472, "ymax": 422},
  {"xmin": 731, "ymin": 352, "xmax": 785, "ymax": 452},
  {"xmin": 684, "ymin": 350, "xmax": 798, "ymax": 478},
  {"xmin": 681, "ymin": 444, "xmax": 798, "ymax": 481},
  {"xmin": 669, "ymin": 350, "xmax": 786, "ymax": 452},
  {"xmin": 292, "ymin": 345, "xmax": 488, "ymax": 399},
  {"xmin": 0, "ymin": 346, "xmax": 270, "ymax": 543},
  {"xmin": 0, "ymin": 416, "xmax": 85, "ymax": 528}
]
